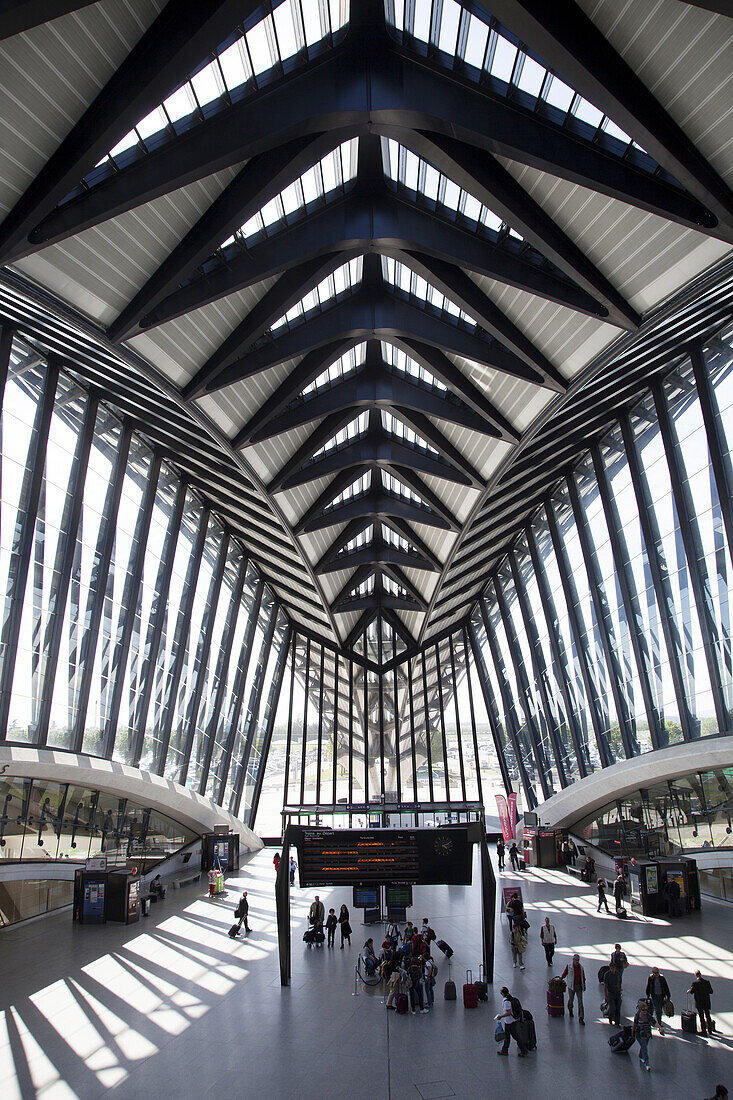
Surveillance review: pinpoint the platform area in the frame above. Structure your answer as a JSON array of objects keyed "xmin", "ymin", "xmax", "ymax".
[{"xmin": 1, "ymin": 848, "xmax": 730, "ymax": 1100}]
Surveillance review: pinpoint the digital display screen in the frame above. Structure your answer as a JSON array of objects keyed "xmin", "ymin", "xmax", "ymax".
[
  {"xmin": 386, "ymin": 884, "xmax": 413, "ymax": 908},
  {"xmin": 353, "ymin": 885, "xmax": 380, "ymax": 907},
  {"xmin": 293, "ymin": 827, "xmax": 472, "ymax": 887}
]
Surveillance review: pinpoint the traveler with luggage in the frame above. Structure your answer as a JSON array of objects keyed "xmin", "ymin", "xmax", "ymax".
[
  {"xmin": 497, "ymin": 838, "xmax": 505, "ymax": 870},
  {"xmin": 604, "ymin": 962, "xmax": 623, "ymax": 1027},
  {"xmin": 688, "ymin": 970, "xmax": 715, "ymax": 1035},
  {"xmin": 423, "ymin": 955, "xmax": 437, "ymax": 1009},
  {"xmin": 420, "ymin": 917, "xmax": 436, "ymax": 946},
  {"xmin": 408, "ymin": 956, "xmax": 426, "ymax": 1014},
  {"xmin": 289, "ymin": 856, "xmax": 297, "ymax": 885},
  {"xmin": 597, "ymin": 877, "xmax": 611, "ymax": 913},
  {"xmin": 645, "ymin": 966, "xmax": 671, "ymax": 1033},
  {"xmin": 632, "ymin": 999, "xmax": 653, "ymax": 1071},
  {"xmin": 385, "ymin": 966, "xmax": 409, "ymax": 1011},
  {"xmin": 506, "ymin": 891, "xmax": 524, "ymax": 932},
  {"xmin": 509, "ymin": 842, "xmax": 521, "ymax": 871},
  {"xmin": 229, "ymin": 890, "xmax": 250, "ymax": 937},
  {"xmin": 273, "ymin": 851, "xmax": 281, "ymax": 875},
  {"xmin": 496, "ymin": 987, "xmax": 529, "ymax": 1057},
  {"xmin": 510, "ymin": 923, "xmax": 527, "ymax": 970},
  {"xmin": 338, "ymin": 902, "xmax": 352, "ymax": 948},
  {"xmin": 560, "ymin": 954, "xmax": 586, "ymax": 1024},
  {"xmin": 613, "ymin": 873, "xmax": 627, "ymax": 914},
  {"xmin": 568, "ymin": 839, "xmax": 578, "ymax": 866},
  {"xmin": 385, "ymin": 919, "xmax": 400, "ymax": 945},
  {"xmin": 309, "ymin": 895, "xmax": 325, "ymax": 928},
  {"xmin": 325, "ymin": 908, "xmax": 338, "ymax": 948},
  {"xmin": 540, "ymin": 917, "xmax": 557, "ymax": 967},
  {"xmin": 362, "ymin": 938, "xmax": 378, "ymax": 976},
  {"xmin": 610, "ymin": 944, "xmax": 629, "ymax": 988}
]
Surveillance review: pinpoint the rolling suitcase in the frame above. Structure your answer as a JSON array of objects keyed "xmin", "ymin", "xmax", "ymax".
[
  {"xmin": 444, "ymin": 978, "xmax": 457, "ymax": 1000},
  {"xmin": 681, "ymin": 1010, "xmax": 697, "ymax": 1034},
  {"xmin": 463, "ymin": 970, "xmax": 478, "ymax": 1009},
  {"xmin": 615, "ymin": 907, "xmax": 628, "ymax": 918},
  {"xmin": 395, "ymin": 993, "xmax": 409, "ymax": 1015},
  {"xmin": 546, "ymin": 988, "xmax": 564, "ymax": 1017},
  {"xmin": 522, "ymin": 1009, "xmax": 537, "ymax": 1050},
  {"xmin": 228, "ymin": 921, "xmax": 242, "ymax": 938},
  {"xmin": 474, "ymin": 964, "xmax": 488, "ymax": 1002},
  {"xmin": 436, "ymin": 939, "xmax": 454, "ymax": 958},
  {"xmin": 609, "ymin": 1026, "xmax": 634, "ymax": 1052}
]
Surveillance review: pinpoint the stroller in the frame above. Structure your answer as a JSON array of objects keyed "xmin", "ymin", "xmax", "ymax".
[{"xmin": 303, "ymin": 919, "xmax": 325, "ymax": 947}]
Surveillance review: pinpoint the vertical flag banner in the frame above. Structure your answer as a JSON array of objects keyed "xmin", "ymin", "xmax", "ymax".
[
  {"xmin": 495, "ymin": 794, "xmax": 512, "ymax": 842},
  {"xmin": 507, "ymin": 792, "xmax": 518, "ymax": 840}
]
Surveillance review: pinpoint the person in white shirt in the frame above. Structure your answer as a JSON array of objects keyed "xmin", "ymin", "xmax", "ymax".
[
  {"xmin": 540, "ymin": 916, "xmax": 557, "ymax": 967},
  {"xmin": 496, "ymin": 986, "xmax": 528, "ymax": 1057}
]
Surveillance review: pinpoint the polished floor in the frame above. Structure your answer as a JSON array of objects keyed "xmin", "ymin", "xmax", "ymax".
[{"xmin": 1, "ymin": 849, "xmax": 731, "ymax": 1100}]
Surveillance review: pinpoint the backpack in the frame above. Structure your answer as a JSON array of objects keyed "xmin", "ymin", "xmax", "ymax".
[
  {"xmin": 424, "ymin": 926, "xmax": 436, "ymax": 943},
  {"xmin": 510, "ymin": 995, "xmax": 522, "ymax": 1019}
]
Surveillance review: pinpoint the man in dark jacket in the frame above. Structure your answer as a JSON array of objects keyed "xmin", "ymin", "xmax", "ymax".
[
  {"xmin": 688, "ymin": 970, "xmax": 714, "ymax": 1035},
  {"xmin": 645, "ymin": 966, "xmax": 671, "ymax": 1032},
  {"xmin": 613, "ymin": 874, "xmax": 627, "ymax": 913},
  {"xmin": 666, "ymin": 877, "xmax": 682, "ymax": 918},
  {"xmin": 235, "ymin": 890, "xmax": 250, "ymax": 934},
  {"xmin": 604, "ymin": 962, "xmax": 623, "ymax": 1027}
]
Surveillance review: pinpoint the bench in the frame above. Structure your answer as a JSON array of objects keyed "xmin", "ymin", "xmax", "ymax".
[{"xmin": 171, "ymin": 869, "xmax": 201, "ymax": 889}]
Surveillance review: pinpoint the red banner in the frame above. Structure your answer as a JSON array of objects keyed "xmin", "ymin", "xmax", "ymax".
[
  {"xmin": 495, "ymin": 794, "xmax": 513, "ymax": 842},
  {"xmin": 507, "ymin": 792, "xmax": 518, "ymax": 840}
]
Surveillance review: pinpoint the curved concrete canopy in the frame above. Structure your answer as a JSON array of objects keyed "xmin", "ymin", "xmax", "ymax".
[
  {"xmin": 534, "ymin": 737, "xmax": 733, "ymax": 829},
  {"xmin": 0, "ymin": 746, "xmax": 263, "ymax": 852}
]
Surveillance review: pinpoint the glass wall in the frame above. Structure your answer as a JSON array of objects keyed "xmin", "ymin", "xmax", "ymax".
[
  {"xmin": 0, "ymin": 332, "xmax": 287, "ymax": 820},
  {"xmin": 468, "ymin": 334, "xmax": 733, "ymax": 808}
]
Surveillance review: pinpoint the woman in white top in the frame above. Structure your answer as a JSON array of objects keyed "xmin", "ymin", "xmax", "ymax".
[{"xmin": 540, "ymin": 916, "xmax": 557, "ymax": 967}]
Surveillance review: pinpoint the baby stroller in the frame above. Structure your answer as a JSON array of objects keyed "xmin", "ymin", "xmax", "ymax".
[{"xmin": 303, "ymin": 919, "xmax": 325, "ymax": 947}]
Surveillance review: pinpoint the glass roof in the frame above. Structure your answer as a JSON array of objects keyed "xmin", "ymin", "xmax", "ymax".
[
  {"xmin": 381, "ymin": 410, "xmax": 438, "ymax": 455},
  {"xmin": 338, "ymin": 523, "xmax": 374, "ymax": 554},
  {"xmin": 88, "ymin": 0, "xmax": 350, "ymax": 180},
  {"xmin": 301, "ymin": 342, "xmax": 366, "ymax": 397},
  {"xmin": 381, "ymin": 341, "xmax": 446, "ymax": 392},
  {"xmin": 381, "ymin": 255, "xmax": 477, "ymax": 330},
  {"xmin": 382, "ymin": 573, "xmax": 412, "ymax": 599},
  {"xmin": 382, "ymin": 470, "xmax": 427, "ymax": 507},
  {"xmin": 324, "ymin": 469, "xmax": 371, "ymax": 510},
  {"xmin": 269, "ymin": 256, "xmax": 363, "ymax": 335},
  {"xmin": 382, "ymin": 523, "xmax": 416, "ymax": 553},
  {"xmin": 350, "ymin": 573, "xmax": 375, "ymax": 597},
  {"xmin": 385, "ymin": 0, "xmax": 648, "ymax": 159},
  {"xmin": 312, "ymin": 411, "xmax": 368, "ymax": 458},
  {"xmin": 220, "ymin": 137, "xmax": 359, "ymax": 252},
  {"xmin": 382, "ymin": 137, "xmax": 522, "ymax": 241}
]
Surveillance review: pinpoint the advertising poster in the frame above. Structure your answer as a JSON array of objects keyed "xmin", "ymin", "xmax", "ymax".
[
  {"xmin": 495, "ymin": 795, "xmax": 513, "ymax": 842},
  {"xmin": 645, "ymin": 865, "xmax": 658, "ymax": 894}
]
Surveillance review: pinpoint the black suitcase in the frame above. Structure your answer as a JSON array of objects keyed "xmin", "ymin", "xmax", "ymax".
[
  {"xmin": 436, "ymin": 939, "xmax": 454, "ymax": 958},
  {"xmin": 615, "ymin": 907, "xmax": 628, "ymax": 918},
  {"xmin": 681, "ymin": 1010, "xmax": 697, "ymax": 1034},
  {"xmin": 444, "ymin": 979, "xmax": 456, "ymax": 1000},
  {"xmin": 609, "ymin": 1026, "xmax": 634, "ymax": 1052},
  {"xmin": 522, "ymin": 1009, "xmax": 537, "ymax": 1050},
  {"xmin": 474, "ymin": 964, "xmax": 488, "ymax": 1002},
  {"xmin": 598, "ymin": 965, "xmax": 609, "ymax": 984},
  {"xmin": 228, "ymin": 922, "xmax": 241, "ymax": 939}
]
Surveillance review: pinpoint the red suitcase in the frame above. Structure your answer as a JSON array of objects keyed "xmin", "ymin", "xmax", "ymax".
[{"xmin": 463, "ymin": 970, "xmax": 478, "ymax": 1008}]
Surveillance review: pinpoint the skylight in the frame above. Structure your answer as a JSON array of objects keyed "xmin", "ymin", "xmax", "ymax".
[
  {"xmin": 382, "ymin": 470, "xmax": 426, "ymax": 507},
  {"xmin": 220, "ymin": 137, "xmax": 359, "ymax": 250},
  {"xmin": 312, "ymin": 411, "xmax": 368, "ymax": 458},
  {"xmin": 382, "ymin": 523, "xmax": 415, "ymax": 553},
  {"xmin": 385, "ymin": 0, "xmax": 646, "ymax": 157},
  {"xmin": 381, "ymin": 255, "xmax": 477, "ymax": 329},
  {"xmin": 382, "ymin": 137, "xmax": 523, "ymax": 240},
  {"xmin": 338, "ymin": 524, "xmax": 373, "ymax": 553},
  {"xmin": 382, "ymin": 410, "xmax": 438, "ymax": 455},
  {"xmin": 269, "ymin": 256, "xmax": 363, "ymax": 334},
  {"xmin": 350, "ymin": 574, "xmax": 376, "ymax": 598},
  {"xmin": 301, "ymin": 342, "xmax": 366, "ymax": 397},
  {"xmin": 324, "ymin": 470, "xmax": 371, "ymax": 510},
  {"xmin": 381, "ymin": 342, "xmax": 446, "ymax": 392},
  {"xmin": 382, "ymin": 574, "xmax": 411, "ymax": 599},
  {"xmin": 92, "ymin": 0, "xmax": 351, "ymax": 175}
]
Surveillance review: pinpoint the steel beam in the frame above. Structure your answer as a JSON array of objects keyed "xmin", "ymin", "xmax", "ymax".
[
  {"xmin": 246, "ymin": 620, "xmax": 291, "ymax": 829},
  {"xmin": 690, "ymin": 342, "xmax": 733, "ymax": 571},
  {"xmin": 0, "ymin": 1, "xmax": 97, "ymax": 39}
]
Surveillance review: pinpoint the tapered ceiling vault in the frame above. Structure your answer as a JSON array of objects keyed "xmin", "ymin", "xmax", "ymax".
[{"xmin": 0, "ymin": 0, "xmax": 731, "ymax": 656}]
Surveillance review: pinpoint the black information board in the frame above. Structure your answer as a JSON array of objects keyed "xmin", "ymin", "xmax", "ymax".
[
  {"xmin": 293, "ymin": 827, "xmax": 472, "ymax": 887},
  {"xmin": 386, "ymin": 884, "xmax": 413, "ymax": 908}
]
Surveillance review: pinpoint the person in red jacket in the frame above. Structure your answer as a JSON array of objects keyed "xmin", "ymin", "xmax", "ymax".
[
  {"xmin": 560, "ymin": 954, "xmax": 587, "ymax": 1024},
  {"xmin": 273, "ymin": 851, "xmax": 281, "ymax": 874}
]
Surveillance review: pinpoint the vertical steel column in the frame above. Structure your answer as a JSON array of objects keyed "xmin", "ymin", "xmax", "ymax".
[
  {"xmin": 177, "ymin": 531, "xmax": 230, "ymax": 786},
  {"xmin": 565, "ymin": 472, "xmax": 637, "ymax": 760},
  {"xmin": 591, "ymin": 444, "xmax": 665, "ymax": 749},
  {"xmin": 101, "ymin": 452, "xmax": 163, "ymax": 759},
  {"xmin": 299, "ymin": 638, "xmax": 311, "ymax": 807},
  {"xmin": 36, "ymin": 391, "xmax": 99, "ymax": 745},
  {"xmin": 420, "ymin": 650, "xmax": 435, "ymax": 803},
  {"xmin": 544, "ymin": 496, "xmax": 615, "ymax": 767},
  {"xmin": 690, "ymin": 342, "xmax": 733, "ymax": 569},
  {"xmin": 508, "ymin": 549, "xmax": 569, "ymax": 786},
  {"xmin": 434, "ymin": 642, "xmax": 453, "ymax": 803},
  {"xmin": 362, "ymin": 627, "xmax": 370, "ymax": 805},
  {"xmin": 0, "ymin": 325, "xmax": 12, "ymax": 409},
  {"xmin": 524, "ymin": 523, "xmax": 589, "ymax": 778},
  {"xmin": 378, "ymin": 620, "xmax": 386, "ymax": 802},
  {"xmin": 392, "ymin": 636, "xmax": 403, "ymax": 805},
  {"xmin": 247, "ymin": 620, "xmax": 291, "ymax": 829},
  {"xmin": 462, "ymin": 624, "xmax": 485, "ymax": 807},
  {"xmin": 70, "ymin": 424, "xmax": 133, "ymax": 751},
  {"xmin": 479, "ymin": 597, "xmax": 537, "ymax": 805},
  {"xmin": 233, "ymin": 601, "xmax": 279, "ymax": 816},
  {"xmin": 348, "ymin": 648, "xmax": 354, "ymax": 806},
  {"xmin": 315, "ymin": 644, "xmax": 325, "ymax": 804},
  {"xmin": 282, "ymin": 632, "xmax": 297, "ymax": 807},
  {"xmin": 196, "ymin": 552, "xmax": 247, "ymax": 793},
  {"xmin": 214, "ymin": 578, "xmax": 263, "ymax": 800},
  {"xmin": 619, "ymin": 414, "xmax": 698, "ymax": 740},
  {"xmin": 152, "ymin": 503, "xmax": 210, "ymax": 772},
  {"xmin": 447, "ymin": 634, "xmax": 468, "ymax": 803},
  {"xmin": 467, "ymin": 619, "xmax": 514, "ymax": 796},
  {"xmin": 0, "ymin": 356, "xmax": 59, "ymax": 737},
  {"xmin": 493, "ymin": 572, "xmax": 553, "ymax": 799},
  {"xmin": 652, "ymin": 383, "xmax": 730, "ymax": 734},
  {"xmin": 406, "ymin": 654, "xmax": 419, "ymax": 819},
  {"xmin": 129, "ymin": 479, "xmax": 187, "ymax": 765}
]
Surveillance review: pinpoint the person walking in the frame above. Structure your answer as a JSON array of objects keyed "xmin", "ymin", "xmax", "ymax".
[
  {"xmin": 497, "ymin": 838, "xmax": 505, "ymax": 871},
  {"xmin": 233, "ymin": 890, "xmax": 250, "ymax": 935},
  {"xmin": 273, "ymin": 851, "xmax": 281, "ymax": 875},
  {"xmin": 509, "ymin": 842, "xmax": 521, "ymax": 871},
  {"xmin": 560, "ymin": 954, "xmax": 586, "ymax": 1024},
  {"xmin": 645, "ymin": 966, "xmax": 671, "ymax": 1033},
  {"xmin": 289, "ymin": 856, "xmax": 297, "ymax": 886},
  {"xmin": 510, "ymin": 923, "xmax": 527, "ymax": 970},
  {"xmin": 610, "ymin": 944, "xmax": 629, "ymax": 989},
  {"xmin": 506, "ymin": 892, "xmax": 524, "ymax": 933},
  {"xmin": 604, "ymin": 962, "xmax": 623, "ymax": 1027},
  {"xmin": 325, "ymin": 907, "xmax": 338, "ymax": 948},
  {"xmin": 597, "ymin": 877, "xmax": 611, "ymax": 913},
  {"xmin": 632, "ymin": 999, "xmax": 653, "ymax": 1071},
  {"xmin": 688, "ymin": 970, "xmax": 715, "ymax": 1035},
  {"xmin": 613, "ymin": 873, "xmax": 627, "ymax": 914},
  {"xmin": 540, "ymin": 917, "xmax": 557, "ymax": 967},
  {"xmin": 496, "ymin": 987, "xmax": 529, "ymax": 1057},
  {"xmin": 666, "ymin": 876, "xmax": 682, "ymax": 918},
  {"xmin": 338, "ymin": 902, "xmax": 352, "ymax": 948},
  {"xmin": 309, "ymin": 895, "xmax": 325, "ymax": 930}
]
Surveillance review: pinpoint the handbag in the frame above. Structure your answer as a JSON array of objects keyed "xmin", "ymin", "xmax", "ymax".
[
  {"xmin": 663, "ymin": 998, "xmax": 674, "ymax": 1017},
  {"xmin": 494, "ymin": 1021, "xmax": 505, "ymax": 1043}
]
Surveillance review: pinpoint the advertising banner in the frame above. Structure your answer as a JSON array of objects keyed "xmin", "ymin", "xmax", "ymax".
[
  {"xmin": 495, "ymin": 795, "xmax": 513, "ymax": 842},
  {"xmin": 507, "ymin": 792, "xmax": 518, "ymax": 840}
]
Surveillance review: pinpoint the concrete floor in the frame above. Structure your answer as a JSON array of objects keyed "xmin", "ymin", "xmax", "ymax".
[{"xmin": 1, "ymin": 848, "xmax": 731, "ymax": 1100}]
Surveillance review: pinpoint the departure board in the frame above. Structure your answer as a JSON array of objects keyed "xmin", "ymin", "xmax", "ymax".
[{"xmin": 292, "ymin": 827, "xmax": 472, "ymax": 886}]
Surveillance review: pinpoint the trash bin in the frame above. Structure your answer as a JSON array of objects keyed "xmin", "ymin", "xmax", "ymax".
[{"xmin": 141, "ymin": 896, "xmax": 151, "ymax": 917}]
